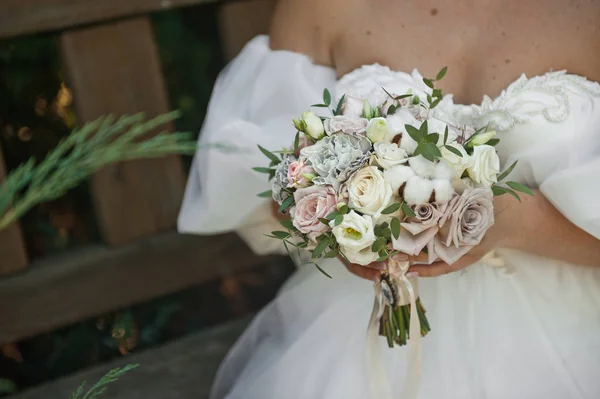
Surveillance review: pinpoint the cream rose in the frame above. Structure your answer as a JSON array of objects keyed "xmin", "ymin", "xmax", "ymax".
[
  {"xmin": 466, "ymin": 145, "xmax": 500, "ymax": 187},
  {"xmin": 347, "ymin": 166, "xmax": 393, "ymax": 216},
  {"xmin": 291, "ymin": 185, "xmax": 337, "ymax": 240},
  {"xmin": 331, "ymin": 211, "xmax": 377, "ymax": 265},
  {"xmin": 373, "ymin": 141, "xmax": 408, "ymax": 169}
]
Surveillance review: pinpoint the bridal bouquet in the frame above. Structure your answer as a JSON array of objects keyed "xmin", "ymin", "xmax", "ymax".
[{"xmin": 255, "ymin": 67, "xmax": 531, "ymax": 347}]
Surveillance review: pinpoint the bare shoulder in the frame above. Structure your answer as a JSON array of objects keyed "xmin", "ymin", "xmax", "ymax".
[{"xmin": 269, "ymin": 0, "xmax": 344, "ymax": 67}]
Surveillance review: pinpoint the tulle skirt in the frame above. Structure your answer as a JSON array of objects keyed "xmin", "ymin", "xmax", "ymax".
[{"xmin": 210, "ymin": 250, "xmax": 600, "ymax": 399}]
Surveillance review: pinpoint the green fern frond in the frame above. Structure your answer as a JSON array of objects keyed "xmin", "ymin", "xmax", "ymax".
[{"xmin": 0, "ymin": 111, "xmax": 203, "ymax": 231}]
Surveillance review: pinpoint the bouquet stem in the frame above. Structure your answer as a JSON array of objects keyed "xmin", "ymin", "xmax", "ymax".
[{"xmin": 379, "ymin": 298, "xmax": 430, "ymax": 348}]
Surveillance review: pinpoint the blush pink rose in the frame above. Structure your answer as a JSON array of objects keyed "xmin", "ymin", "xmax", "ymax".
[
  {"xmin": 291, "ymin": 185, "xmax": 337, "ymax": 240},
  {"xmin": 287, "ymin": 159, "xmax": 315, "ymax": 188}
]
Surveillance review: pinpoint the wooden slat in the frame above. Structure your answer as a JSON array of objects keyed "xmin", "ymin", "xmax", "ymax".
[
  {"xmin": 0, "ymin": 230, "xmax": 280, "ymax": 344},
  {"xmin": 0, "ymin": 142, "xmax": 29, "ymax": 276},
  {"xmin": 218, "ymin": 0, "xmax": 277, "ymax": 60},
  {"xmin": 60, "ymin": 17, "xmax": 187, "ymax": 245},
  {"xmin": 0, "ymin": 0, "xmax": 223, "ymax": 39}
]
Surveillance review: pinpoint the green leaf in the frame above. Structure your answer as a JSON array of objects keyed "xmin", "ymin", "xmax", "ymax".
[
  {"xmin": 271, "ymin": 231, "xmax": 291, "ymax": 239},
  {"xmin": 487, "ymin": 138, "xmax": 500, "ymax": 146},
  {"xmin": 432, "ymin": 88, "xmax": 443, "ymax": 99},
  {"xmin": 310, "ymin": 103, "xmax": 329, "ymax": 108},
  {"xmin": 371, "ymin": 237, "xmax": 387, "ymax": 252},
  {"xmin": 257, "ymin": 190, "xmax": 273, "ymax": 198},
  {"xmin": 338, "ymin": 204, "xmax": 349, "ymax": 214},
  {"xmin": 252, "ymin": 167, "xmax": 274, "ymax": 174},
  {"xmin": 334, "ymin": 214, "xmax": 344, "ymax": 226},
  {"xmin": 394, "ymin": 94, "xmax": 412, "ymax": 100},
  {"xmin": 505, "ymin": 187, "xmax": 522, "ymax": 202},
  {"xmin": 314, "ymin": 263, "xmax": 332, "ymax": 278},
  {"xmin": 444, "ymin": 145, "xmax": 463, "ymax": 157},
  {"xmin": 414, "ymin": 142, "xmax": 441, "ymax": 162},
  {"xmin": 391, "ymin": 218, "xmax": 401, "ymax": 239},
  {"xmin": 506, "ymin": 181, "xmax": 535, "ymax": 196},
  {"xmin": 443, "ymin": 125, "xmax": 449, "ymax": 145},
  {"xmin": 257, "ymin": 145, "xmax": 280, "ymax": 164},
  {"xmin": 401, "ymin": 202, "xmax": 416, "ymax": 217},
  {"xmin": 326, "ymin": 211, "xmax": 340, "ymax": 220},
  {"xmin": 430, "ymin": 98, "xmax": 442, "ymax": 108},
  {"xmin": 381, "ymin": 227, "xmax": 392, "ymax": 239},
  {"xmin": 335, "ymin": 94, "xmax": 346, "ymax": 116},
  {"xmin": 280, "ymin": 219, "xmax": 296, "ymax": 230},
  {"xmin": 0, "ymin": 379, "xmax": 16, "ymax": 394},
  {"xmin": 381, "ymin": 202, "xmax": 401, "ymax": 215},
  {"xmin": 423, "ymin": 78, "xmax": 434, "ymax": 89},
  {"xmin": 491, "ymin": 185, "xmax": 509, "ymax": 196},
  {"xmin": 278, "ymin": 195, "xmax": 294, "ymax": 213},
  {"xmin": 324, "ymin": 248, "xmax": 339, "ymax": 258},
  {"xmin": 382, "ymin": 87, "xmax": 395, "ymax": 99},
  {"xmin": 497, "ymin": 160, "xmax": 518, "ymax": 181},
  {"xmin": 312, "ymin": 237, "xmax": 331, "ymax": 258},
  {"xmin": 323, "ymin": 88, "xmax": 332, "ymax": 106},
  {"xmin": 373, "ymin": 224, "xmax": 382, "ymax": 236},
  {"xmin": 318, "ymin": 218, "xmax": 331, "ymax": 225},
  {"xmin": 387, "ymin": 104, "xmax": 397, "ymax": 115},
  {"xmin": 425, "ymin": 133, "xmax": 439, "ymax": 144},
  {"xmin": 436, "ymin": 66, "xmax": 448, "ymax": 81},
  {"xmin": 293, "ymin": 132, "xmax": 300, "ymax": 150},
  {"xmin": 419, "ymin": 120, "xmax": 429, "ymax": 135},
  {"xmin": 405, "ymin": 124, "xmax": 423, "ymax": 142},
  {"xmin": 427, "ymin": 94, "xmax": 433, "ymax": 104}
]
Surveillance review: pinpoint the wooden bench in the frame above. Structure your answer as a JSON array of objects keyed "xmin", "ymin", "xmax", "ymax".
[{"xmin": 0, "ymin": 0, "xmax": 277, "ymax": 345}]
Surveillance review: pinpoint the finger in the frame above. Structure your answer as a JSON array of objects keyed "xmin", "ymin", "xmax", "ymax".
[
  {"xmin": 364, "ymin": 261, "xmax": 387, "ymax": 271},
  {"xmin": 347, "ymin": 263, "xmax": 381, "ymax": 281},
  {"xmin": 407, "ymin": 252, "xmax": 429, "ymax": 263},
  {"xmin": 407, "ymin": 259, "xmax": 465, "ymax": 277}
]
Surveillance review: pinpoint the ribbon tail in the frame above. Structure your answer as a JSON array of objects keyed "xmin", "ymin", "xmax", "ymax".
[
  {"xmin": 398, "ymin": 265, "xmax": 423, "ymax": 399},
  {"xmin": 366, "ymin": 283, "xmax": 393, "ymax": 399}
]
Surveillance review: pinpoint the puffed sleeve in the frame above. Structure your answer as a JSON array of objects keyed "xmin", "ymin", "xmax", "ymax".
[{"xmin": 177, "ymin": 36, "xmax": 337, "ymax": 255}]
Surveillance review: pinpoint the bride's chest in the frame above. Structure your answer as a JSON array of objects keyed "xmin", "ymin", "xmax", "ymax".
[{"xmin": 333, "ymin": 0, "xmax": 600, "ymax": 105}]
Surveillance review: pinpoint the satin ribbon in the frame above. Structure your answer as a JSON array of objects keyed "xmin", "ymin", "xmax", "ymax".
[{"xmin": 366, "ymin": 259, "xmax": 422, "ymax": 399}]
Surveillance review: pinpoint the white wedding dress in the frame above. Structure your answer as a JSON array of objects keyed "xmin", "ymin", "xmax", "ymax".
[{"xmin": 178, "ymin": 36, "xmax": 600, "ymax": 399}]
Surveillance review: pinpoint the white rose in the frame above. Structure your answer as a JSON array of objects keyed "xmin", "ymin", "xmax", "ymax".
[
  {"xmin": 467, "ymin": 145, "xmax": 500, "ymax": 187},
  {"xmin": 409, "ymin": 155, "xmax": 436, "ymax": 178},
  {"xmin": 373, "ymin": 141, "xmax": 408, "ymax": 169},
  {"xmin": 347, "ymin": 166, "xmax": 393, "ymax": 216},
  {"xmin": 302, "ymin": 111, "xmax": 325, "ymax": 139},
  {"xmin": 366, "ymin": 117, "xmax": 388, "ymax": 143},
  {"xmin": 332, "ymin": 211, "xmax": 377, "ymax": 265},
  {"xmin": 441, "ymin": 143, "xmax": 471, "ymax": 178},
  {"xmin": 468, "ymin": 130, "xmax": 496, "ymax": 146},
  {"xmin": 383, "ymin": 165, "xmax": 416, "ymax": 195},
  {"xmin": 343, "ymin": 246, "xmax": 380, "ymax": 266}
]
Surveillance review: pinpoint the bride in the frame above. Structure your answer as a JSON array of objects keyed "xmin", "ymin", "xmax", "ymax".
[{"xmin": 178, "ymin": 0, "xmax": 600, "ymax": 398}]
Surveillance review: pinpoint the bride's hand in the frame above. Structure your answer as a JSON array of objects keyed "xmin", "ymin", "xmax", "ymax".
[
  {"xmin": 407, "ymin": 194, "xmax": 518, "ymax": 277},
  {"xmin": 340, "ymin": 253, "xmax": 410, "ymax": 282}
]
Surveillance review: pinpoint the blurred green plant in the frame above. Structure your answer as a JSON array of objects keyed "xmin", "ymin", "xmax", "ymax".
[
  {"xmin": 69, "ymin": 364, "xmax": 138, "ymax": 399},
  {"xmin": 0, "ymin": 111, "xmax": 198, "ymax": 232}
]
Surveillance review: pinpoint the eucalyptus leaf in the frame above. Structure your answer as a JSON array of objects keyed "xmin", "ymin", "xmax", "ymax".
[
  {"xmin": 425, "ymin": 133, "xmax": 439, "ymax": 144},
  {"xmin": 405, "ymin": 124, "xmax": 423, "ymax": 142},
  {"xmin": 323, "ymin": 88, "xmax": 332, "ymax": 106},
  {"xmin": 487, "ymin": 138, "xmax": 500, "ymax": 146},
  {"xmin": 423, "ymin": 78, "xmax": 434, "ymax": 89},
  {"xmin": 252, "ymin": 167, "xmax": 273, "ymax": 174},
  {"xmin": 497, "ymin": 160, "xmax": 518, "ymax": 181},
  {"xmin": 401, "ymin": 202, "xmax": 416, "ymax": 217},
  {"xmin": 280, "ymin": 219, "xmax": 296, "ymax": 230},
  {"xmin": 414, "ymin": 142, "xmax": 441, "ymax": 162},
  {"xmin": 278, "ymin": 195, "xmax": 294, "ymax": 213},
  {"xmin": 338, "ymin": 205, "xmax": 349, "ymax": 214},
  {"xmin": 506, "ymin": 181, "xmax": 535, "ymax": 196},
  {"xmin": 271, "ymin": 231, "xmax": 291, "ymax": 239},
  {"xmin": 258, "ymin": 145, "xmax": 280, "ymax": 164},
  {"xmin": 382, "ymin": 87, "xmax": 395, "ymax": 99},
  {"xmin": 314, "ymin": 263, "xmax": 332, "ymax": 278},
  {"xmin": 381, "ymin": 202, "xmax": 401, "ymax": 215},
  {"xmin": 443, "ymin": 125, "xmax": 449, "ymax": 145},
  {"xmin": 335, "ymin": 94, "xmax": 346, "ymax": 116},
  {"xmin": 491, "ymin": 185, "xmax": 509, "ymax": 196},
  {"xmin": 324, "ymin": 248, "xmax": 339, "ymax": 258},
  {"xmin": 444, "ymin": 145, "xmax": 463, "ymax": 157},
  {"xmin": 419, "ymin": 120, "xmax": 429, "ymax": 135},
  {"xmin": 257, "ymin": 190, "xmax": 273, "ymax": 198},
  {"xmin": 310, "ymin": 104, "xmax": 329, "ymax": 108},
  {"xmin": 371, "ymin": 237, "xmax": 387, "ymax": 252},
  {"xmin": 381, "ymin": 227, "xmax": 392, "ymax": 239},
  {"xmin": 436, "ymin": 66, "xmax": 448, "ymax": 81},
  {"xmin": 387, "ymin": 104, "xmax": 397, "ymax": 115},
  {"xmin": 312, "ymin": 237, "xmax": 331, "ymax": 258},
  {"xmin": 391, "ymin": 217, "xmax": 401, "ymax": 240},
  {"xmin": 430, "ymin": 98, "xmax": 442, "ymax": 108},
  {"xmin": 318, "ymin": 218, "xmax": 331, "ymax": 225},
  {"xmin": 334, "ymin": 214, "xmax": 344, "ymax": 226},
  {"xmin": 326, "ymin": 211, "xmax": 340, "ymax": 220},
  {"xmin": 293, "ymin": 132, "xmax": 300, "ymax": 150}
]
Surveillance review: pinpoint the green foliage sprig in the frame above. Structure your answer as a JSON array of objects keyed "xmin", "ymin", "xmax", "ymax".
[
  {"xmin": 69, "ymin": 364, "xmax": 139, "ymax": 399},
  {"xmin": 0, "ymin": 111, "xmax": 201, "ymax": 231}
]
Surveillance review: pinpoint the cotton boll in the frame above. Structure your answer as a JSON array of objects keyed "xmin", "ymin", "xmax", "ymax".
[
  {"xmin": 398, "ymin": 133, "xmax": 418, "ymax": 154},
  {"xmin": 404, "ymin": 176, "xmax": 434, "ymax": 205},
  {"xmin": 432, "ymin": 160, "xmax": 454, "ymax": 180},
  {"xmin": 383, "ymin": 165, "xmax": 416, "ymax": 194},
  {"xmin": 432, "ymin": 179, "xmax": 455, "ymax": 203},
  {"xmin": 409, "ymin": 155, "xmax": 436, "ymax": 178}
]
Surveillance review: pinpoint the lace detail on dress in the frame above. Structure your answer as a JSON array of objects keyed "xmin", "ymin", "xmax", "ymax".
[{"xmin": 446, "ymin": 70, "xmax": 600, "ymax": 131}]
